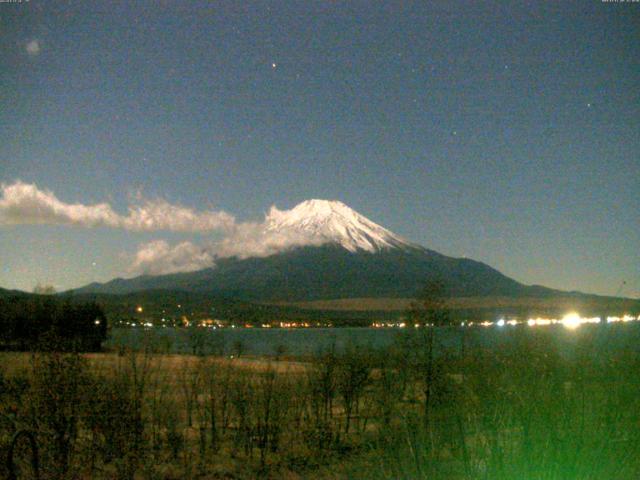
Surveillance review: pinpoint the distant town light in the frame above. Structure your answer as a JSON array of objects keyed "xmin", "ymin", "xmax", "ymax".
[
  {"xmin": 561, "ymin": 312, "xmax": 581, "ymax": 329},
  {"xmin": 136, "ymin": 306, "xmax": 143, "ymax": 313}
]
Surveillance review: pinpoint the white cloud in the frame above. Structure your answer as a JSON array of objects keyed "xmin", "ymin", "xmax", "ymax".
[
  {"xmin": 26, "ymin": 39, "xmax": 40, "ymax": 56},
  {"xmin": 122, "ymin": 198, "xmax": 235, "ymax": 232},
  {"xmin": 0, "ymin": 181, "xmax": 121, "ymax": 228},
  {"xmin": 0, "ymin": 181, "xmax": 235, "ymax": 233},
  {"xmin": 129, "ymin": 240, "xmax": 215, "ymax": 275},
  {"xmin": 215, "ymin": 221, "xmax": 325, "ymax": 259}
]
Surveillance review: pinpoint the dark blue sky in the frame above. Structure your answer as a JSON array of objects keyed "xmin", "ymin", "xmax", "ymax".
[{"xmin": 1, "ymin": 1, "xmax": 638, "ymax": 296}]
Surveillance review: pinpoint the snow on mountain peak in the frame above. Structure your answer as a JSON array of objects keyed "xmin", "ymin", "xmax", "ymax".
[{"xmin": 265, "ymin": 199, "xmax": 409, "ymax": 252}]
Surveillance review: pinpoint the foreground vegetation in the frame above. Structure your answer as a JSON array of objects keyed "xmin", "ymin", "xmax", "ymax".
[{"xmin": 2, "ymin": 325, "xmax": 640, "ymax": 479}]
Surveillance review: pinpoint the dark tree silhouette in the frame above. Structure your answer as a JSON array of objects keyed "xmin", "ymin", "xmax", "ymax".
[{"xmin": 0, "ymin": 294, "xmax": 107, "ymax": 351}]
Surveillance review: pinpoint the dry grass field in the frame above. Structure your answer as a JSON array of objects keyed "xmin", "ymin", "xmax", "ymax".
[{"xmin": 2, "ymin": 327, "xmax": 640, "ymax": 479}]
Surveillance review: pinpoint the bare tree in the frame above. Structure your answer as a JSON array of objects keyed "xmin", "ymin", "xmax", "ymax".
[
  {"xmin": 337, "ymin": 346, "xmax": 372, "ymax": 434},
  {"xmin": 406, "ymin": 279, "xmax": 452, "ymax": 432}
]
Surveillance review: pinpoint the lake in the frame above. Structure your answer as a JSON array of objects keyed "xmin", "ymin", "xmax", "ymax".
[{"xmin": 106, "ymin": 322, "xmax": 640, "ymax": 357}]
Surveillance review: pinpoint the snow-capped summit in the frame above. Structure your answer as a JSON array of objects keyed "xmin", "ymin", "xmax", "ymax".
[{"xmin": 265, "ymin": 199, "xmax": 410, "ymax": 252}]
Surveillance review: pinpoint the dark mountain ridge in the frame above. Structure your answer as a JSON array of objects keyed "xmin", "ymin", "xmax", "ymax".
[{"xmin": 76, "ymin": 244, "xmax": 557, "ymax": 301}]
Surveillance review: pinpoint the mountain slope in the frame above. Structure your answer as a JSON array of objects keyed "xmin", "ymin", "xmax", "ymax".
[{"xmin": 76, "ymin": 243, "xmax": 541, "ymax": 301}]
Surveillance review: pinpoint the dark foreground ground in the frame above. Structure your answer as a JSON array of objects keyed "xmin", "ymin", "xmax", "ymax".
[{"xmin": 2, "ymin": 325, "xmax": 640, "ymax": 479}]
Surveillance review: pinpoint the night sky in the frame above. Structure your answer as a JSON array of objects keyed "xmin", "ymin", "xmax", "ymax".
[{"xmin": 1, "ymin": 1, "xmax": 638, "ymax": 297}]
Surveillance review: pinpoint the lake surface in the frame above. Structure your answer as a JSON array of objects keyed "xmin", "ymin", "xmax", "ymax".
[{"xmin": 106, "ymin": 322, "xmax": 640, "ymax": 357}]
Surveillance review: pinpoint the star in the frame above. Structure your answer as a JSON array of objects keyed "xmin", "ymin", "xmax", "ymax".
[
  {"xmin": 26, "ymin": 39, "xmax": 41, "ymax": 56},
  {"xmin": 587, "ymin": 103, "xmax": 592, "ymax": 108},
  {"xmin": 271, "ymin": 62, "xmax": 277, "ymax": 69}
]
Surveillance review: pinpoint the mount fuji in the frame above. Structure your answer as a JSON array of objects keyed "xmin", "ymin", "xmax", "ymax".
[
  {"xmin": 76, "ymin": 200, "xmax": 535, "ymax": 299},
  {"xmin": 74, "ymin": 199, "xmax": 633, "ymax": 315}
]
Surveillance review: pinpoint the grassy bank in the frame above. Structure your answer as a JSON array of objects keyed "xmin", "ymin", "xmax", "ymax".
[{"xmin": 1, "ymin": 326, "xmax": 640, "ymax": 479}]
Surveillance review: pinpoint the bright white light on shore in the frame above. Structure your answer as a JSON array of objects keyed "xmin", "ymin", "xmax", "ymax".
[
  {"xmin": 496, "ymin": 319, "xmax": 505, "ymax": 327},
  {"xmin": 562, "ymin": 312, "xmax": 581, "ymax": 329}
]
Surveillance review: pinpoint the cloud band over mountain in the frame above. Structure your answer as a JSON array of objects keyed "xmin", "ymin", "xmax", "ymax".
[
  {"xmin": 0, "ymin": 181, "xmax": 235, "ymax": 233},
  {"xmin": 129, "ymin": 240, "xmax": 216, "ymax": 275},
  {"xmin": 0, "ymin": 181, "xmax": 329, "ymax": 275},
  {"xmin": 129, "ymin": 225, "xmax": 326, "ymax": 275}
]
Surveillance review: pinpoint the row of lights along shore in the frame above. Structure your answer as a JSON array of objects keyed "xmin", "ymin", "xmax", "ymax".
[
  {"xmin": 371, "ymin": 313, "xmax": 639, "ymax": 330},
  {"xmin": 130, "ymin": 305, "xmax": 638, "ymax": 330}
]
